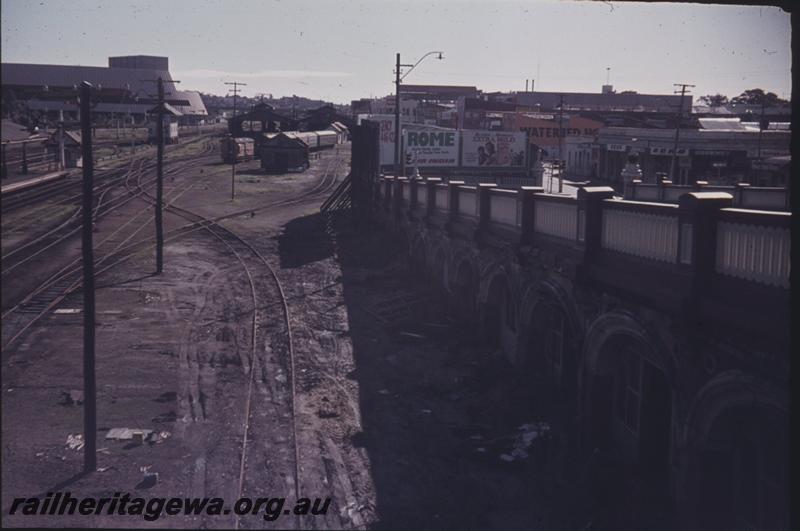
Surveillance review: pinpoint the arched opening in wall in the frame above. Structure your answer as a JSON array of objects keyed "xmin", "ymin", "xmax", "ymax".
[
  {"xmin": 432, "ymin": 248, "xmax": 447, "ymax": 292},
  {"xmin": 450, "ymin": 259, "xmax": 475, "ymax": 322},
  {"xmin": 697, "ymin": 405, "xmax": 787, "ymax": 531},
  {"xmin": 589, "ymin": 335, "xmax": 672, "ymax": 501},
  {"xmin": 526, "ymin": 299, "xmax": 574, "ymax": 404},
  {"xmin": 410, "ymin": 239, "xmax": 426, "ymax": 276},
  {"xmin": 482, "ymin": 274, "xmax": 510, "ymax": 350}
]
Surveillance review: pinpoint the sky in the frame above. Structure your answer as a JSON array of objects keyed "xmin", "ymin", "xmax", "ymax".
[{"xmin": 1, "ymin": 0, "xmax": 792, "ymax": 104}]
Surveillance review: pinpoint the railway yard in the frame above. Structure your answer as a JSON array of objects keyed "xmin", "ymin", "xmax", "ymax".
[{"xmin": 0, "ymin": 134, "xmax": 582, "ymax": 529}]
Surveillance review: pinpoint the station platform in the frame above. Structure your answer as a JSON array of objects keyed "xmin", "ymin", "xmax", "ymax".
[{"xmin": 0, "ymin": 170, "xmax": 70, "ymax": 195}]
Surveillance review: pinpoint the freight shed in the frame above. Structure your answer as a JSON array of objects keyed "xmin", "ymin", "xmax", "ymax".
[
  {"xmin": 260, "ymin": 132, "xmax": 309, "ymax": 173},
  {"xmin": 228, "ymin": 103, "xmax": 298, "ymax": 138}
]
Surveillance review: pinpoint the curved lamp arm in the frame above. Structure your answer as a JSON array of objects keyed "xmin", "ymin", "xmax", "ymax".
[{"xmin": 400, "ymin": 51, "xmax": 444, "ymax": 82}]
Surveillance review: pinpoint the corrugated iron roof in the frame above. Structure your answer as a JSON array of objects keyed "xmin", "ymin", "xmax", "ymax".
[
  {"xmin": 148, "ymin": 102, "xmax": 183, "ymax": 117},
  {"xmin": 1, "ymin": 62, "xmax": 207, "ymax": 116}
]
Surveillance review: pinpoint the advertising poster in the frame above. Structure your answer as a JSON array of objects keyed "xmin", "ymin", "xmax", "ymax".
[
  {"xmin": 373, "ymin": 115, "xmax": 396, "ymax": 167},
  {"xmin": 461, "ymin": 130, "xmax": 527, "ymax": 167},
  {"xmin": 509, "ymin": 114, "xmax": 603, "ymax": 147},
  {"xmin": 403, "ymin": 129, "xmax": 459, "ymax": 167}
]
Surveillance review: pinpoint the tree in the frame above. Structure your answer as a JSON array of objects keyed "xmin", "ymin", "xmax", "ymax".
[
  {"xmin": 698, "ymin": 94, "xmax": 729, "ymax": 107},
  {"xmin": 730, "ymin": 88, "xmax": 788, "ymax": 106}
]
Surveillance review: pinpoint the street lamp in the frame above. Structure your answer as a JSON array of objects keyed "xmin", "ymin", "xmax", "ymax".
[{"xmin": 394, "ymin": 51, "xmax": 444, "ymax": 176}]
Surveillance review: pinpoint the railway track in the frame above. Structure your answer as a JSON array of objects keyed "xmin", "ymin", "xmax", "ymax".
[
  {"xmin": 2, "ymin": 145, "xmax": 350, "ymax": 528},
  {"xmin": 1, "ymin": 139, "xmax": 219, "ymax": 345},
  {"xmin": 2, "ymin": 144, "xmax": 343, "ymax": 348},
  {"xmin": 0, "ymin": 133, "xmax": 213, "ymax": 213},
  {"xmin": 1, "ymin": 137, "xmax": 217, "ymax": 277}
]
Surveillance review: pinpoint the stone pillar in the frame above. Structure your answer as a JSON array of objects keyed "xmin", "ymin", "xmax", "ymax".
[
  {"xmin": 447, "ymin": 180, "xmax": 465, "ymax": 223},
  {"xmin": 677, "ymin": 192, "xmax": 733, "ymax": 293},
  {"xmin": 734, "ymin": 182, "xmax": 750, "ymax": 208},
  {"xmin": 477, "ymin": 183, "xmax": 497, "ymax": 229},
  {"xmin": 659, "ymin": 179, "xmax": 673, "ymax": 202},
  {"xmin": 394, "ymin": 177, "xmax": 408, "ymax": 219},
  {"xmin": 409, "ymin": 177, "xmax": 418, "ymax": 212},
  {"xmin": 519, "ymin": 186, "xmax": 544, "ymax": 244},
  {"xmin": 426, "ymin": 178, "xmax": 442, "ymax": 217},
  {"xmin": 577, "ymin": 186, "xmax": 616, "ymax": 261},
  {"xmin": 383, "ymin": 176, "xmax": 393, "ymax": 211},
  {"xmin": 374, "ymin": 175, "xmax": 383, "ymax": 204}
]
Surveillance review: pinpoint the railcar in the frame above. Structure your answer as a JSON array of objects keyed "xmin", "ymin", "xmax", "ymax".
[
  {"xmin": 287, "ymin": 131, "xmax": 319, "ymax": 150},
  {"xmin": 315, "ymin": 130, "xmax": 338, "ymax": 149},
  {"xmin": 219, "ymin": 137, "xmax": 256, "ymax": 163}
]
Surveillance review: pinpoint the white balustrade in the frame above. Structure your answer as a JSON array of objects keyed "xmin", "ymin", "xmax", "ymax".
[
  {"xmin": 740, "ymin": 188, "xmax": 786, "ymax": 210},
  {"xmin": 435, "ymin": 187, "xmax": 449, "ymax": 211},
  {"xmin": 534, "ymin": 199, "xmax": 577, "ymax": 240},
  {"xmin": 458, "ymin": 188, "xmax": 478, "ymax": 217},
  {"xmin": 716, "ymin": 221, "xmax": 790, "ymax": 288},
  {"xmin": 634, "ymin": 185, "xmax": 660, "ymax": 201},
  {"xmin": 489, "ymin": 193, "xmax": 520, "ymax": 227},
  {"xmin": 601, "ymin": 207, "xmax": 678, "ymax": 262},
  {"xmin": 417, "ymin": 185, "xmax": 426, "ymax": 206}
]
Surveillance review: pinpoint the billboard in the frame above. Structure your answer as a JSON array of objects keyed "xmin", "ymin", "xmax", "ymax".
[
  {"xmin": 510, "ymin": 114, "xmax": 603, "ymax": 147},
  {"xmin": 461, "ymin": 130, "xmax": 527, "ymax": 167},
  {"xmin": 372, "ymin": 115, "xmax": 396, "ymax": 167},
  {"xmin": 368, "ymin": 114, "xmax": 450, "ymax": 166},
  {"xmin": 403, "ymin": 129, "xmax": 459, "ymax": 167}
]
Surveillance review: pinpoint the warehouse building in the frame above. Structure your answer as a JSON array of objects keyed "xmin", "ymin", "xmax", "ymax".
[{"xmin": 1, "ymin": 55, "xmax": 208, "ymax": 127}]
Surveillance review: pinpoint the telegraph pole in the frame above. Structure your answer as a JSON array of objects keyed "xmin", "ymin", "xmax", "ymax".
[
  {"xmin": 225, "ymin": 81, "xmax": 247, "ymax": 119},
  {"xmin": 79, "ymin": 81, "xmax": 97, "ymax": 473},
  {"xmin": 757, "ymin": 96, "xmax": 767, "ymax": 160},
  {"xmin": 58, "ymin": 110, "xmax": 65, "ymax": 170},
  {"xmin": 394, "ymin": 53, "xmax": 401, "ymax": 177},
  {"xmin": 558, "ymin": 94, "xmax": 565, "ymax": 193},
  {"xmin": 225, "ymin": 81, "xmax": 247, "ymax": 200},
  {"xmin": 155, "ymin": 77, "xmax": 165, "ymax": 273},
  {"xmin": 670, "ymin": 83, "xmax": 694, "ymax": 185},
  {"xmin": 141, "ymin": 77, "xmax": 181, "ymax": 270}
]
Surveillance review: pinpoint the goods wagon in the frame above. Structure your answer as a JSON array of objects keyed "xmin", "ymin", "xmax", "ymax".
[
  {"xmin": 286, "ymin": 131, "xmax": 319, "ymax": 150},
  {"xmin": 220, "ymin": 137, "xmax": 256, "ymax": 163},
  {"xmin": 316, "ymin": 130, "xmax": 338, "ymax": 149}
]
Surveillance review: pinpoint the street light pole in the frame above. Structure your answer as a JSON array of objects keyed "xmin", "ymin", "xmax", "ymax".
[
  {"xmin": 393, "ymin": 51, "xmax": 444, "ymax": 177},
  {"xmin": 394, "ymin": 53, "xmax": 401, "ymax": 177}
]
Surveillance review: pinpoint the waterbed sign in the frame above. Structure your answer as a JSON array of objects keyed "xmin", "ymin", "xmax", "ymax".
[
  {"xmin": 404, "ymin": 130, "xmax": 458, "ymax": 167},
  {"xmin": 461, "ymin": 130, "xmax": 526, "ymax": 167}
]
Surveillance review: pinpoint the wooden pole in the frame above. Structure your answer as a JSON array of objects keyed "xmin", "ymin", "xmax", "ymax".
[
  {"xmin": 394, "ymin": 53, "xmax": 401, "ymax": 177},
  {"xmin": 156, "ymin": 78, "xmax": 165, "ymax": 273},
  {"xmin": 79, "ymin": 81, "xmax": 97, "ymax": 473}
]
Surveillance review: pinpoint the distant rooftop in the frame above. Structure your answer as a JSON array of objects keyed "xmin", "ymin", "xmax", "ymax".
[
  {"xmin": 1, "ymin": 58, "xmax": 206, "ymax": 117},
  {"xmin": 513, "ymin": 89, "xmax": 689, "ymax": 114}
]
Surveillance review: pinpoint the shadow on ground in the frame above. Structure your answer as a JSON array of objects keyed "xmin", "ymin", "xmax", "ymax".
[{"xmin": 276, "ymin": 210, "xmax": 606, "ymax": 530}]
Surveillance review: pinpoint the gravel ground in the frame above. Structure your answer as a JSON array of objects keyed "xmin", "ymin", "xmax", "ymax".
[{"xmin": 1, "ymin": 143, "xmax": 604, "ymax": 530}]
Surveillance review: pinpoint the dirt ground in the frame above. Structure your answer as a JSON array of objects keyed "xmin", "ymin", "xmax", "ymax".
[{"xmin": 1, "ymin": 143, "xmax": 605, "ymax": 530}]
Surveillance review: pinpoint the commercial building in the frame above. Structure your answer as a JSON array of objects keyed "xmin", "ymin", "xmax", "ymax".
[{"xmin": 596, "ymin": 121, "xmax": 791, "ymax": 186}]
